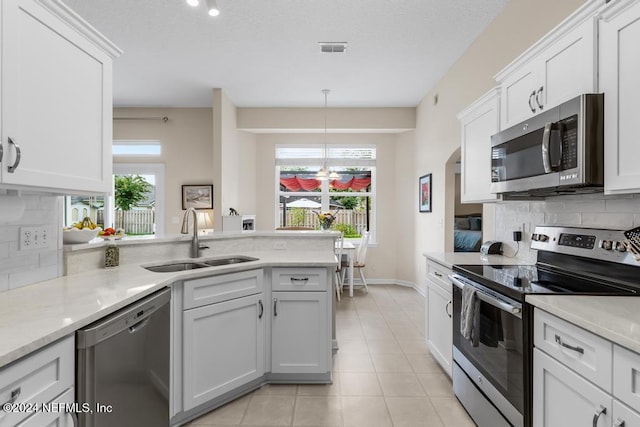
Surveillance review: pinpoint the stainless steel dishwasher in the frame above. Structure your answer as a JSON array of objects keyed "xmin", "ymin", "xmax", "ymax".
[{"xmin": 76, "ymin": 288, "xmax": 171, "ymax": 427}]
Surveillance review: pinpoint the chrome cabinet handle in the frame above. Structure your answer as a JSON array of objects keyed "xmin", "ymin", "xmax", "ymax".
[
  {"xmin": 592, "ymin": 405, "xmax": 606, "ymax": 427},
  {"xmin": 445, "ymin": 300, "xmax": 452, "ymax": 318},
  {"xmin": 528, "ymin": 91, "xmax": 537, "ymax": 113},
  {"xmin": 555, "ymin": 334, "xmax": 584, "ymax": 355},
  {"xmin": 614, "ymin": 418, "xmax": 625, "ymax": 427},
  {"xmin": 535, "ymin": 86, "xmax": 544, "ymax": 110},
  {"xmin": 290, "ymin": 277, "xmax": 309, "ymax": 283},
  {"xmin": 1, "ymin": 387, "xmax": 21, "ymax": 410},
  {"xmin": 0, "ymin": 142, "xmax": 3, "ymax": 163},
  {"xmin": 258, "ymin": 299, "xmax": 264, "ymax": 319},
  {"xmin": 434, "ymin": 271, "xmax": 443, "ymax": 278},
  {"xmin": 273, "ymin": 298, "xmax": 278, "ymax": 316},
  {"xmin": 7, "ymin": 137, "xmax": 21, "ymax": 173}
]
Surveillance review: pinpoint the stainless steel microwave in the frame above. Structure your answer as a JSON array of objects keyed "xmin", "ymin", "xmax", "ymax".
[{"xmin": 490, "ymin": 93, "xmax": 604, "ymax": 196}]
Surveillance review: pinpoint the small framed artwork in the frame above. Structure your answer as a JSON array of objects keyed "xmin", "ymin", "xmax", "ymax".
[
  {"xmin": 182, "ymin": 185, "xmax": 213, "ymax": 210},
  {"xmin": 419, "ymin": 174, "xmax": 432, "ymax": 213}
]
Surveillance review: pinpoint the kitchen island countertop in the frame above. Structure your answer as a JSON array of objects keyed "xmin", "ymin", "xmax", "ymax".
[{"xmin": 0, "ymin": 250, "xmax": 336, "ymax": 368}]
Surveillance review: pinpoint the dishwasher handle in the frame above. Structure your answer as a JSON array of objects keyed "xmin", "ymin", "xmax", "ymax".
[{"xmin": 76, "ymin": 288, "xmax": 171, "ymax": 349}]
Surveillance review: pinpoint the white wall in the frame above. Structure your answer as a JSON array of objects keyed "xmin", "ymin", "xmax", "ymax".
[
  {"xmin": 413, "ymin": 0, "xmax": 586, "ymax": 282},
  {"xmin": 0, "ymin": 194, "xmax": 62, "ymax": 291},
  {"xmin": 113, "ymin": 108, "xmax": 214, "ymax": 235}
]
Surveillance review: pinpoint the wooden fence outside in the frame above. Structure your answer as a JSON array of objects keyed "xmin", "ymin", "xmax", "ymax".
[
  {"xmin": 279, "ymin": 209, "xmax": 367, "ymax": 233},
  {"xmin": 98, "ymin": 209, "xmax": 155, "ymax": 234}
]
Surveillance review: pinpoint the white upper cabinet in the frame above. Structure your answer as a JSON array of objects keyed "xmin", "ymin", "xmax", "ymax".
[
  {"xmin": 457, "ymin": 88, "xmax": 500, "ymax": 203},
  {"xmin": 495, "ymin": 1, "xmax": 600, "ymax": 130},
  {"xmin": 0, "ymin": 0, "xmax": 121, "ymax": 194},
  {"xmin": 600, "ymin": 0, "xmax": 640, "ymax": 195}
]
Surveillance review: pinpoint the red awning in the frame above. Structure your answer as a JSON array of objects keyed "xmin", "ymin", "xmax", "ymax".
[{"xmin": 280, "ymin": 176, "xmax": 371, "ymax": 192}]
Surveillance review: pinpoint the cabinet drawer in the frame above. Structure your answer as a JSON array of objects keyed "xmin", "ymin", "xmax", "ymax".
[
  {"xmin": 534, "ymin": 309, "xmax": 612, "ymax": 391},
  {"xmin": 614, "ymin": 344, "xmax": 640, "ymax": 410},
  {"xmin": 183, "ymin": 269, "xmax": 263, "ymax": 310},
  {"xmin": 16, "ymin": 388, "xmax": 75, "ymax": 427},
  {"xmin": 426, "ymin": 260, "xmax": 451, "ymax": 292},
  {"xmin": 613, "ymin": 400, "xmax": 640, "ymax": 427},
  {"xmin": 272, "ymin": 268, "xmax": 328, "ymax": 292},
  {"xmin": 0, "ymin": 336, "xmax": 74, "ymax": 427}
]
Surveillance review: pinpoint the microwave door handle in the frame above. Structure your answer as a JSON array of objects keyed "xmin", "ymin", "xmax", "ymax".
[
  {"xmin": 542, "ymin": 122, "xmax": 553, "ymax": 173},
  {"xmin": 449, "ymin": 274, "xmax": 522, "ymax": 318}
]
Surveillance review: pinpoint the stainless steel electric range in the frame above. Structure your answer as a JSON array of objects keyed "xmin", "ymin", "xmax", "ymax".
[{"xmin": 450, "ymin": 226, "xmax": 640, "ymax": 427}]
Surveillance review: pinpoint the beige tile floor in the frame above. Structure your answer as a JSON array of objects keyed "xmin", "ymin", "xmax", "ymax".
[{"xmin": 185, "ymin": 284, "xmax": 475, "ymax": 426}]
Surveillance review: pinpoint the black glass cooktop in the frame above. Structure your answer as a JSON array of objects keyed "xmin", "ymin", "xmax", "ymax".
[{"xmin": 452, "ymin": 263, "xmax": 640, "ymax": 302}]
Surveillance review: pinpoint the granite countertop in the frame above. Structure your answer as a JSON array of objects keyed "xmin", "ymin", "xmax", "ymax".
[
  {"xmin": 423, "ymin": 252, "xmax": 529, "ymax": 269},
  {"xmin": 0, "ymin": 250, "xmax": 336, "ymax": 368},
  {"xmin": 526, "ymin": 294, "xmax": 640, "ymax": 354}
]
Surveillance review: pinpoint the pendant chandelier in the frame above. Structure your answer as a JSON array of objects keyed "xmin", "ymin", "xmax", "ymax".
[{"xmin": 316, "ymin": 89, "xmax": 340, "ymax": 181}]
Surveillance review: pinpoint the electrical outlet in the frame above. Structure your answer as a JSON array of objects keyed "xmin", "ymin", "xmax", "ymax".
[{"xmin": 20, "ymin": 226, "xmax": 51, "ymax": 250}]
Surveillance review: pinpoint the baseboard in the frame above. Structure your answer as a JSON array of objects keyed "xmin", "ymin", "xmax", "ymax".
[{"xmin": 349, "ymin": 278, "xmax": 425, "ymax": 297}]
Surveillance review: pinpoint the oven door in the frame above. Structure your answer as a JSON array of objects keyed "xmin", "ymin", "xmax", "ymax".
[{"xmin": 450, "ymin": 274, "xmax": 525, "ymax": 427}]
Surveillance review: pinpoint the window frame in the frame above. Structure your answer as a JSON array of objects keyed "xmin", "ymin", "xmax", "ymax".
[{"xmin": 275, "ymin": 144, "xmax": 376, "ymax": 243}]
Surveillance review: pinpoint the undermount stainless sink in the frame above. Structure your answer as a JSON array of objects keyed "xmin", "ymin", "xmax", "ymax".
[
  {"xmin": 144, "ymin": 256, "xmax": 259, "ymax": 273},
  {"xmin": 201, "ymin": 256, "xmax": 259, "ymax": 266},
  {"xmin": 144, "ymin": 262, "xmax": 208, "ymax": 273}
]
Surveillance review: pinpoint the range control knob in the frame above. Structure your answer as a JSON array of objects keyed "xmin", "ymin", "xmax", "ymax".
[
  {"xmin": 601, "ymin": 240, "xmax": 613, "ymax": 251},
  {"xmin": 537, "ymin": 234, "xmax": 549, "ymax": 242},
  {"xmin": 614, "ymin": 241, "xmax": 627, "ymax": 252}
]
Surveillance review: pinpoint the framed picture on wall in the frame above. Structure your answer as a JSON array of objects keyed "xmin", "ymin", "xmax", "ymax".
[
  {"xmin": 182, "ymin": 185, "xmax": 213, "ymax": 210},
  {"xmin": 419, "ymin": 174, "xmax": 432, "ymax": 213}
]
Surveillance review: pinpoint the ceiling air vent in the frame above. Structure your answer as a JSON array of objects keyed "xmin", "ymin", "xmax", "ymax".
[{"xmin": 319, "ymin": 42, "xmax": 348, "ymax": 53}]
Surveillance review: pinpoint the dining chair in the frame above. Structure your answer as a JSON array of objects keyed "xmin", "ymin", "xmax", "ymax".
[
  {"xmin": 342, "ymin": 230, "xmax": 370, "ymax": 293},
  {"xmin": 334, "ymin": 233, "xmax": 344, "ymax": 301}
]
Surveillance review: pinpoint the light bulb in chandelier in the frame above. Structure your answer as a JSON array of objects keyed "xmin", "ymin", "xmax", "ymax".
[{"xmin": 329, "ymin": 170, "xmax": 340, "ymax": 180}]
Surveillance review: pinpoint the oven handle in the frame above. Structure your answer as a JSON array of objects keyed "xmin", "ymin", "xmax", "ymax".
[{"xmin": 449, "ymin": 274, "xmax": 522, "ymax": 318}]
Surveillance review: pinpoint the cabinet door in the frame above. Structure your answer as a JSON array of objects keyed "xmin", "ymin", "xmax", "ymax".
[
  {"xmin": 459, "ymin": 89, "xmax": 500, "ymax": 203},
  {"xmin": 272, "ymin": 292, "xmax": 329, "ymax": 374},
  {"xmin": 426, "ymin": 281, "xmax": 452, "ymax": 377},
  {"xmin": 540, "ymin": 18, "xmax": 597, "ymax": 111},
  {"xmin": 500, "ymin": 64, "xmax": 539, "ymax": 129},
  {"xmin": 601, "ymin": 1, "xmax": 640, "ymax": 194},
  {"xmin": 182, "ymin": 293, "xmax": 265, "ymax": 411},
  {"xmin": 1, "ymin": 0, "xmax": 114, "ymax": 193},
  {"xmin": 533, "ymin": 348, "xmax": 611, "ymax": 427}
]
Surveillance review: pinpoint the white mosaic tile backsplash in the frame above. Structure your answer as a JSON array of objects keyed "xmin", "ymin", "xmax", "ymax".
[
  {"xmin": 494, "ymin": 193, "xmax": 640, "ymax": 262},
  {"xmin": 0, "ymin": 195, "xmax": 62, "ymax": 291}
]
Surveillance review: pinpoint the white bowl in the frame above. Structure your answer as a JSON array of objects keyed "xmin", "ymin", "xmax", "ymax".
[{"xmin": 63, "ymin": 228, "xmax": 99, "ymax": 244}]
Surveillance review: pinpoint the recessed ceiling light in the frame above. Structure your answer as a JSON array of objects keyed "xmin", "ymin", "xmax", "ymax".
[
  {"xmin": 207, "ymin": 0, "xmax": 220, "ymax": 16},
  {"xmin": 186, "ymin": 0, "xmax": 199, "ymax": 7}
]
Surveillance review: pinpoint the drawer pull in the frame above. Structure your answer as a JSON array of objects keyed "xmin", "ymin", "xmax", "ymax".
[
  {"xmin": 614, "ymin": 418, "xmax": 625, "ymax": 427},
  {"xmin": 258, "ymin": 299, "xmax": 264, "ymax": 319},
  {"xmin": 1, "ymin": 387, "xmax": 21, "ymax": 410},
  {"xmin": 273, "ymin": 298, "xmax": 278, "ymax": 316},
  {"xmin": 554, "ymin": 334, "xmax": 584, "ymax": 355},
  {"xmin": 7, "ymin": 137, "xmax": 21, "ymax": 173},
  {"xmin": 290, "ymin": 277, "xmax": 309, "ymax": 283},
  {"xmin": 593, "ymin": 405, "xmax": 606, "ymax": 427},
  {"xmin": 434, "ymin": 271, "xmax": 443, "ymax": 278},
  {"xmin": 445, "ymin": 300, "xmax": 452, "ymax": 318}
]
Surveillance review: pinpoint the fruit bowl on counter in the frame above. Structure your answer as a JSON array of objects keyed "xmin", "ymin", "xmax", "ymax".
[
  {"xmin": 63, "ymin": 228, "xmax": 99, "ymax": 244},
  {"xmin": 98, "ymin": 227, "xmax": 125, "ymax": 240}
]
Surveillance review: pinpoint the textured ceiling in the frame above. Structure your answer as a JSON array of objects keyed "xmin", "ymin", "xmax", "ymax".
[{"xmin": 62, "ymin": 0, "xmax": 509, "ymax": 108}]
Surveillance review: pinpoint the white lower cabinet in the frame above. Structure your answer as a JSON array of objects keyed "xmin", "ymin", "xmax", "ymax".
[
  {"xmin": 15, "ymin": 388, "xmax": 75, "ymax": 427},
  {"xmin": 424, "ymin": 258, "xmax": 453, "ymax": 377},
  {"xmin": 0, "ymin": 336, "xmax": 74, "ymax": 427},
  {"xmin": 182, "ymin": 293, "xmax": 265, "ymax": 411},
  {"xmin": 271, "ymin": 291, "xmax": 328, "ymax": 374},
  {"xmin": 533, "ymin": 348, "xmax": 611, "ymax": 427},
  {"xmin": 533, "ymin": 308, "xmax": 640, "ymax": 427}
]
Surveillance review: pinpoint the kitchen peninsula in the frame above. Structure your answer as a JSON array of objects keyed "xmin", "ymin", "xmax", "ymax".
[{"xmin": 0, "ymin": 231, "xmax": 338, "ymax": 426}]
